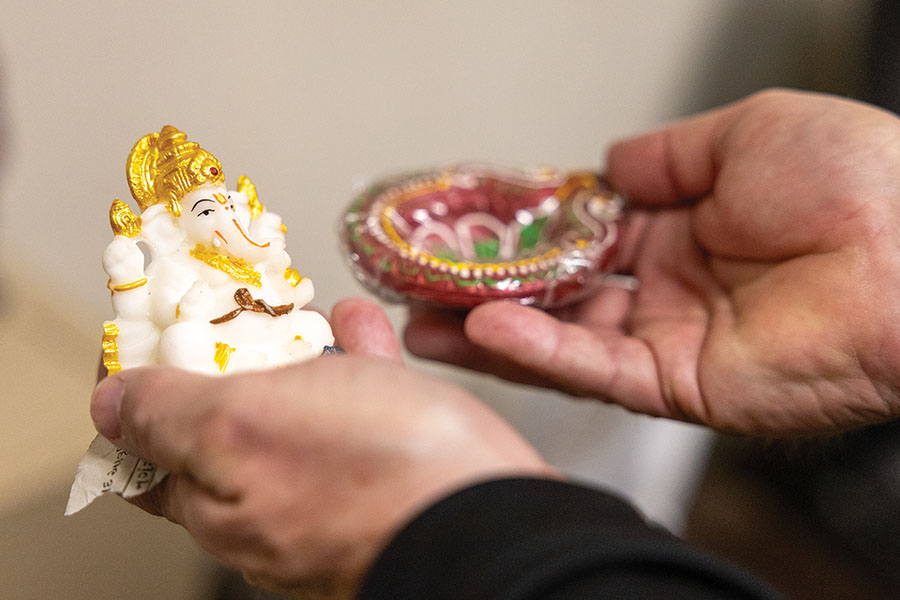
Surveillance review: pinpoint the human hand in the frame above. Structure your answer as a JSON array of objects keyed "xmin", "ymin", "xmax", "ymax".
[
  {"xmin": 90, "ymin": 298, "xmax": 555, "ymax": 599},
  {"xmin": 405, "ymin": 89, "xmax": 900, "ymax": 434}
]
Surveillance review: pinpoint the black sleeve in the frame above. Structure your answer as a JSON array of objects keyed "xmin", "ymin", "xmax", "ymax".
[{"xmin": 357, "ymin": 478, "xmax": 783, "ymax": 600}]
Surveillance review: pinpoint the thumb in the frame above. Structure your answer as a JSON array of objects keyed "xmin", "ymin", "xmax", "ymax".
[
  {"xmin": 605, "ymin": 101, "xmax": 740, "ymax": 206},
  {"xmin": 464, "ymin": 302, "xmax": 670, "ymax": 418},
  {"xmin": 91, "ymin": 367, "xmax": 222, "ymax": 474}
]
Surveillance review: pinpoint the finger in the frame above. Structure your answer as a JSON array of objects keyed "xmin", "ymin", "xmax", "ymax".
[
  {"xmin": 96, "ymin": 352, "xmax": 108, "ymax": 383},
  {"xmin": 605, "ymin": 101, "xmax": 741, "ymax": 206},
  {"xmin": 404, "ymin": 304, "xmax": 555, "ymax": 387},
  {"xmin": 464, "ymin": 302, "xmax": 672, "ymax": 418},
  {"xmin": 127, "ymin": 472, "xmax": 176, "ymax": 519},
  {"xmin": 551, "ymin": 279, "xmax": 636, "ymax": 329},
  {"xmin": 404, "ymin": 304, "xmax": 470, "ymax": 362},
  {"xmin": 331, "ymin": 298, "xmax": 402, "ymax": 361},
  {"xmin": 128, "ymin": 471, "xmax": 243, "ymax": 561}
]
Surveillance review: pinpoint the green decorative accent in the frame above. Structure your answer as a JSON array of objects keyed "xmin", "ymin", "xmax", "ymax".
[
  {"xmin": 400, "ymin": 263, "xmax": 421, "ymax": 276},
  {"xmin": 433, "ymin": 247, "xmax": 459, "ymax": 261},
  {"xmin": 378, "ymin": 257, "xmax": 395, "ymax": 272},
  {"xmin": 518, "ymin": 216, "xmax": 547, "ymax": 251},
  {"xmin": 453, "ymin": 276, "xmax": 482, "ymax": 287},
  {"xmin": 474, "ymin": 238, "xmax": 500, "ymax": 259},
  {"xmin": 425, "ymin": 271, "xmax": 452, "ymax": 283},
  {"xmin": 362, "ymin": 244, "xmax": 375, "ymax": 255},
  {"xmin": 565, "ymin": 211, "xmax": 592, "ymax": 237},
  {"xmin": 348, "ymin": 196, "xmax": 368, "ymax": 212}
]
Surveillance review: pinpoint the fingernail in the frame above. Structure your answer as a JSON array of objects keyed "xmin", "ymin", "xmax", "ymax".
[{"xmin": 91, "ymin": 376, "xmax": 125, "ymax": 440}]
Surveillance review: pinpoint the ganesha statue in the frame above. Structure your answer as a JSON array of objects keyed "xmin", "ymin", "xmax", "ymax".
[
  {"xmin": 103, "ymin": 125, "xmax": 333, "ymax": 374},
  {"xmin": 67, "ymin": 126, "xmax": 334, "ymax": 514}
]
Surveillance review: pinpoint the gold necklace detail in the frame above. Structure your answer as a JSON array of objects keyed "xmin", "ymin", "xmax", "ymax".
[{"xmin": 189, "ymin": 243, "xmax": 262, "ymax": 288}]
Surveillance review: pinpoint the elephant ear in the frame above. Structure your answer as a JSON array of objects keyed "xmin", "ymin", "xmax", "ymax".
[
  {"xmin": 126, "ymin": 132, "xmax": 161, "ymax": 213},
  {"xmin": 237, "ymin": 175, "xmax": 265, "ymax": 219},
  {"xmin": 138, "ymin": 203, "xmax": 184, "ymax": 258}
]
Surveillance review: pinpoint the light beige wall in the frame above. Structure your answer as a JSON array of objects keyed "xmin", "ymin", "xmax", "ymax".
[
  {"xmin": 0, "ymin": 255, "xmax": 212, "ymax": 599},
  {"xmin": 0, "ymin": 0, "xmax": 868, "ymax": 331},
  {"xmin": 0, "ymin": 1, "xmax": 870, "ymax": 598},
  {"xmin": 0, "ymin": 1, "xmax": 728, "ymax": 326}
]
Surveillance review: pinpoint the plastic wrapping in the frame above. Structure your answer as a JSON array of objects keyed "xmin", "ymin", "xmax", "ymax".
[{"xmin": 341, "ymin": 164, "xmax": 623, "ymax": 309}]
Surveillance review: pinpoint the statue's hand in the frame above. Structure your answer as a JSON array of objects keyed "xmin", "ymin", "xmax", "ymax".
[
  {"xmin": 266, "ymin": 240, "xmax": 290, "ymax": 272},
  {"xmin": 291, "ymin": 276, "xmax": 314, "ymax": 309},
  {"xmin": 103, "ymin": 236, "xmax": 146, "ymax": 285}
]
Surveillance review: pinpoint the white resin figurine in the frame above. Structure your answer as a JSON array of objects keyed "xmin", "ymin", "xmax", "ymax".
[{"xmin": 66, "ymin": 126, "xmax": 334, "ymax": 514}]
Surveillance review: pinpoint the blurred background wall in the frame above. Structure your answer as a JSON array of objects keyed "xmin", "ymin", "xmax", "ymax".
[{"xmin": 0, "ymin": 1, "xmax": 874, "ymax": 598}]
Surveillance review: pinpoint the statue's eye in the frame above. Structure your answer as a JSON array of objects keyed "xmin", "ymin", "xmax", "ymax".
[{"xmin": 198, "ymin": 208, "xmax": 214, "ymax": 217}]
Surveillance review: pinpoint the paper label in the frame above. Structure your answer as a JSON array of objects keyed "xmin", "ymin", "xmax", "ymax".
[{"xmin": 65, "ymin": 435, "xmax": 167, "ymax": 515}]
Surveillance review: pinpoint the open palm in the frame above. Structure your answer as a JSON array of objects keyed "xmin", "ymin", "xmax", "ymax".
[{"xmin": 406, "ymin": 90, "xmax": 900, "ymax": 434}]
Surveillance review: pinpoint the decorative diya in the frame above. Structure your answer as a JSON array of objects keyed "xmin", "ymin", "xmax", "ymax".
[{"xmin": 341, "ymin": 164, "xmax": 623, "ymax": 309}]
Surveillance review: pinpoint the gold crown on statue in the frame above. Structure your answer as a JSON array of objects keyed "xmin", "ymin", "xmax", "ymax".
[{"xmin": 127, "ymin": 125, "xmax": 225, "ymax": 216}]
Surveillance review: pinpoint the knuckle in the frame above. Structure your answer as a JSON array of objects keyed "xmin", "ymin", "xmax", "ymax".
[
  {"xmin": 195, "ymin": 496, "xmax": 246, "ymax": 536},
  {"xmin": 194, "ymin": 410, "xmax": 241, "ymax": 457},
  {"xmin": 193, "ymin": 393, "xmax": 257, "ymax": 460},
  {"xmin": 746, "ymin": 87, "xmax": 792, "ymax": 107},
  {"xmin": 122, "ymin": 371, "xmax": 165, "ymax": 436}
]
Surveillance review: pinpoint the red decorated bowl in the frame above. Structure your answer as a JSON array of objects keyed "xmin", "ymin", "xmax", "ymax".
[{"xmin": 341, "ymin": 164, "xmax": 623, "ymax": 309}]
